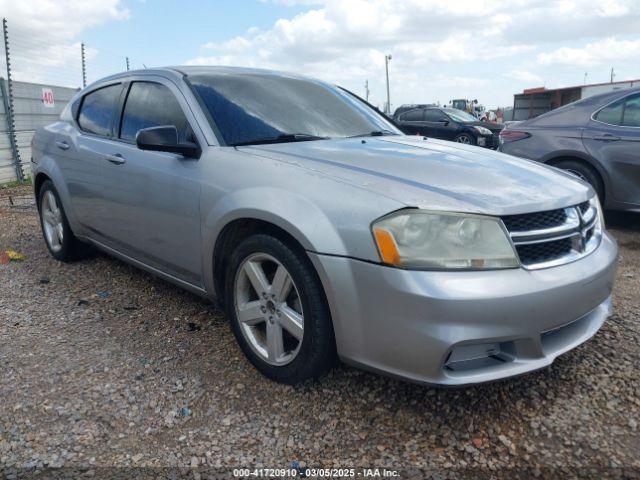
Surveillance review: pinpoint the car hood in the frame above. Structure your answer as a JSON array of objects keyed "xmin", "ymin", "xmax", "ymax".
[{"xmin": 244, "ymin": 135, "xmax": 592, "ymax": 215}]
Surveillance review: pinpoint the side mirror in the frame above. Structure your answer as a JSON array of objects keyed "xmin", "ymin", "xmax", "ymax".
[{"xmin": 136, "ymin": 126, "xmax": 201, "ymax": 158}]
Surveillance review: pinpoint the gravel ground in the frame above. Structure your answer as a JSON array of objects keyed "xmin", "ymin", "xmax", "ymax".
[{"xmin": 1, "ymin": 185, "xmax": 639, "ymax": 479}]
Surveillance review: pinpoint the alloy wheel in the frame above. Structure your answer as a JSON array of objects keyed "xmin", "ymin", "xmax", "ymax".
[
  {"xmin": 41, "ymin": 190, "xmax": 64, "ymax": 253},
  {"xmin": 456, "ymin": 135, "xmax": 472, "ymax": 144},
  {"xmin": 234, "ymin": 253, "xmax": 304, "ymax": 366}
]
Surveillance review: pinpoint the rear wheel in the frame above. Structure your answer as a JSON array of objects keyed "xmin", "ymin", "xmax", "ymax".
[
  {"xmin": 224, "ymin": 234, "xmax": 337, "ymax": 384},
  {"xmin": 553, "ymin": 159, "xmax": 604, "ymax": 202},
  {"xmin": 38, "ymin": 180, "xmax": 86, "ymax": 262},
  {"xmin": 454, "ymin": 133, "xmax": 476, "ymax": 145}
]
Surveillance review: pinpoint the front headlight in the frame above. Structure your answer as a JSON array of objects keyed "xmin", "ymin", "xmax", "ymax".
[
  {"xmin": 591, "ymin": 195, "xmax": 605, "ymax": 229},
  {"xmin": 372, "ymin": 210, "xmax": 519, "ymax": 270},
  {"xmin": 474, "ymin": 126, "xmax": 492, "ymax": 136}
]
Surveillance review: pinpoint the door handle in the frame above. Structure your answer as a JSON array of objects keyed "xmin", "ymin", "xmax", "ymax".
[
  {"xmin": 105, "ymin": 153, "xmax": 126, "ymax": 165},
  {"xmin": 55, "ymin": 140, "xmax": 70, "ymax": 150},
  {"xmin": 593, "ymin": 134, "xmax": 620, "ymax": 142}
]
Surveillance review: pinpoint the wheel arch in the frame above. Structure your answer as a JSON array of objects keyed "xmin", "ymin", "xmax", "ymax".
[
  {"xmin": 211, "ymin": 217, "xmax": 314, "ymax": 305},
  {"xmin": 541, "ymin": 151, "xmax": 609, "ymax": 202},
  {"xmin": 34, "ymin": 172, "xmax": 51, "ymax": 208}
]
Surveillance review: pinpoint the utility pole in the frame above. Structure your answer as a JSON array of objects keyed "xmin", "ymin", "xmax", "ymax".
[
  {"xmin": 364, "ymin": 80, "xmax": 370, "ymax": 102},
  {"xmin": 384, "ymin": 54, "xmax": 392, "ymax": 114},
  {"xmin": 81, "ymin": 42, "xmax": 87, "ymax": 87},
  {"xmin": 584, "ymin": 72, "xmax": 588, "ymax": 85},
  {"xmin": 126, "ymin": 57, "xmax": 130, "ymax": 71},
  {"xmin": 610, "ymin": 67, "xmax": 615, "ymax": 83}
]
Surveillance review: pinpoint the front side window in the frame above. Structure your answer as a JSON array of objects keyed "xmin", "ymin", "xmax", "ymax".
[
  {"xmin": 120, "ymin": 82, "xmax": 190, "ymax": 142},
  {"xmin": 424, "ymin": 109, "xmax": 447, "ymax": 122},
  {"xmin": 622, "ymin": 94, "xmax": 640, "ymax": 127},
  {"xmin": 78, "ymin": 84, "xmax": 122, "ymax": 137},
  {"xmin": 594, "ymin": 98, "xmax": 624, "ymax": 125},
  {"xmin": 400, "ymin": 109, "xmax": 424, "ymax": 121},
  {"xmin": 188, "ymin": 73, "xmax": 400, "ymax": 146}
]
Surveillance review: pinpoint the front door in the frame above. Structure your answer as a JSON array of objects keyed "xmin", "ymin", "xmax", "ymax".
[{"xmin": 99, "ymin": 78, "xmax": 204, "ymax": 286}]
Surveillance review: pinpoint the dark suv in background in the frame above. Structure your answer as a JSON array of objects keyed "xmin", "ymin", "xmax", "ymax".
[
  {"xmin": 499, "ymin": 88, "xmax": 640, "ymax": 212},
  {"xmin": 393, "ymin": 106, "xmax": 504, "ymax": 148}
]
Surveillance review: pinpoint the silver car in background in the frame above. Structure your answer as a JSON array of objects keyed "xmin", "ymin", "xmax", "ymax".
[{"xmin": 31, "ymin": 67, "xmax": 618, "ymax": 386}]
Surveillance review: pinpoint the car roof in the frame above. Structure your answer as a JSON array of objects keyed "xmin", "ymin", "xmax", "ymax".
[
  {"xmin": 526, "ymin": 86, "xmax": 640, "ymax": 126},
  {"xmin": 82, "ymin": 65, "xmax": 334, "ymax": 94}
]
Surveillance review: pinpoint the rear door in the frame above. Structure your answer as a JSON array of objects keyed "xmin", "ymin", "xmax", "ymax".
[
  {"xmin": 59, "ymin": 82, "xmax": 124, "ymax": 235},
  {"xmin": 98, "ymin": 78, "xmax": 204, "ymax": 286},
  {"xmin": 583, "ymin": 93, "xmax": 640, "ymax": 206},
  {"xmin": 396, "ymin": 108, "xmax": 425, "ymax": 135}
]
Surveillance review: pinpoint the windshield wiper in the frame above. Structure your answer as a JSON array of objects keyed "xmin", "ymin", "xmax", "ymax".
[
  {"xmin": 229, "ymin": 133, "xmax": 329, "ymax": 147},
  {"xmin": 347, "ymin": 129, "xmax": 399, "ymax": 138}
]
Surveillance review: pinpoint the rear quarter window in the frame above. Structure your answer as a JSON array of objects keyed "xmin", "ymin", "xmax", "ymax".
[
  {"xmin": 594, "ymin": 99, "xmax": 624, "ymax": 126},
  {"xmin": 78, "ymin": 84, "xmax": 122, "ymax": 137}
]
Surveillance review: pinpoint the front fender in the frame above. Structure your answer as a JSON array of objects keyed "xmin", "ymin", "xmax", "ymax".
[{"xmin": 201, "ymin": 186, "xmax": 354, "ymax": 295}]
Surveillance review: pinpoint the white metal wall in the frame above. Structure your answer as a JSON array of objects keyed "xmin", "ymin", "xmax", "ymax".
[{"xmin": 0, "ymin": 79, "xmax": 78, "ymax": 183}]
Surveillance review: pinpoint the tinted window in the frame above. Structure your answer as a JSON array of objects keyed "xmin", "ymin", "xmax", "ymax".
[
  {"xmin": 622, "ymin": 95, "xmax": 640, "ymax": 127},
  {"xmin": 424, "ymin": 109, "xmax": 447, "ymax": 122},
  {"xmin": 189, "ymin": 73, "xmax": 399, "ymax": 145},
  {"xmin": 78, "ymin": 84, "xmax": 121, "ymax": 137},
  {"xmin": 595, "ymin": 98, "xmax": 624, "ymax": 125},
  {"xmin": 400, "ymin": 109, "xmax": 423, "ymax": 121},
  {"xmin": 120, "ymin": 82, "xmax": 190, "ymax": 142}
]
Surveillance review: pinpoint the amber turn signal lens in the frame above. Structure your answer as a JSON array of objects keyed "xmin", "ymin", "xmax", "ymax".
[{"xmin": 373, "ymin": 228, "xmax": 401, "ymax": 266}]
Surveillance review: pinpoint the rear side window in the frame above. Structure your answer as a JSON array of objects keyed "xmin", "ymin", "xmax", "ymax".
[
  {"xmin": 622, "ymin": 95, "xmax": 640, "ymax": 127},
  {"xmin": 120, "ymin": 82, "xmax": 190, "ymax": 142},
  {"xmin": 78, "ymin": 84, "xmax": 122, "ymax": 137},
  {"xmin": 400, "ymin": 109, "xmax": 423, "ymax": 121}
]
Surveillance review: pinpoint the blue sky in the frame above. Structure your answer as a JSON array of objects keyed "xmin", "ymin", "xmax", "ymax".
[
  {"xmin": 82, "ymin": 1, "xmax": 312, "ymax": 69},
  {"xmin": 2, "ymin": 0, "xmax": 640, "ymax": 110}
]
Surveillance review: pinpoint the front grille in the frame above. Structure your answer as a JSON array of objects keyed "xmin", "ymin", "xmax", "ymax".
[
  {"xmin": 515, "ymin": 238, "xmax": 573, "ymax": 265},
  {"xmin": 502, "ymin": 208, "xmax": 566, "ymax": 232},
  {"xmin": 501, "ymin": 200, "xmax": 601, "ymax": 269}
]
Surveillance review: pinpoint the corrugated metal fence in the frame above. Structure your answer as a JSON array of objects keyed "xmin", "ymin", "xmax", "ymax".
[{"xmin": 0, "ymin": 79, "xmax": 77, "ymax": 183}]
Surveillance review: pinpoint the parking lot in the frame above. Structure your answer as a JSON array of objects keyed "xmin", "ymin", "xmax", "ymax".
[{"xmin": 0, "ymin": 184, "xmax": 639, "ymax": 478}]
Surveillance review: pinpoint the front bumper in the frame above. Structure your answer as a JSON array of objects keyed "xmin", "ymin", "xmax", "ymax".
[
  {"xmin": 477, "ymin": 132, "xmax": 500, "ymax": 149},
  {"xmin": 309, "ymin": 232, "xmax": 618, "ymax": 386}
]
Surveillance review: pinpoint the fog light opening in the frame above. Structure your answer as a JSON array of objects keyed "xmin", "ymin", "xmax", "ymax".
[{"xmin": 444, "ymin": 342, "xmax": 514, "ymax": 372}]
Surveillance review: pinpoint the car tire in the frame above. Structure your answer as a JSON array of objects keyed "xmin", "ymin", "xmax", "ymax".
[
  {"xmin": 553, "ymin": 159, "xmax": 605, "ymax": 202},
  {"xmin": 454, "ymin": 133, "xmax": 476, "ymax": 145},
  {"xmin": 38, "ymin": 180, "xmax": 87, "ymax": 262},
  {"xmin": 224, "ymin": 233, "xmax": 337, "ymax": 384}
]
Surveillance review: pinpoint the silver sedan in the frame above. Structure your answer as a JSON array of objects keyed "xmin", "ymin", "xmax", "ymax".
[{"xmin": 31, "ymin": 67, "xmax": 618, "ymax": 386}]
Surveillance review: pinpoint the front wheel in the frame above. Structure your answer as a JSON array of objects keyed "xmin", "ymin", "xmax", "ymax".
[
  {"xmin": 454, "ymin": 133, "xmax": 476, "ymax": 145},
  {"xmin": 224, "ymin": 234, "xmax": 337, "ymax": 384}
]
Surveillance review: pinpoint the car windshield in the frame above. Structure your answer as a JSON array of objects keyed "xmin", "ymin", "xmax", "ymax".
[
  {"xmin": 442, "ymin": 108, "xmax": 477, "ymax": 123},
  {"xmin": 188, "ymin": 73, "xmax": 400, "ymax": 146}
]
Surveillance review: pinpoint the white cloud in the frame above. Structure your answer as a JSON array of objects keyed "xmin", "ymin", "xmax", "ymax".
[
  {"xmin": 505, "ymin": 69, "xmax": 544, "ymax": 84},
  {"xmin": 537, "ymin": 38, "xmax": 640, "ymax": 67},
  {"xmin": 0, "ymin": 0, "xmax": 129, "ymax": 86},
  {"xmin": 185, "ymin": 0, "xmax": 640, "ymax": 108}
]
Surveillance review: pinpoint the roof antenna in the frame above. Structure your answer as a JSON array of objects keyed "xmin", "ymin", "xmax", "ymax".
[{"xmin": 142, "ymin": 63, "xmax": 147, "ymax": 69}]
